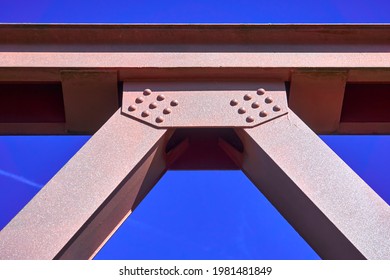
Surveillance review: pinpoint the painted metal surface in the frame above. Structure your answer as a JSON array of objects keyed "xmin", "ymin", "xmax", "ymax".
[
  {"xmin": 61, "ymin": 70, "xmax": 119, "ymax": 133},
  {"xmin": 1, "ymin": 81, "xmax": 389, "ymax": 259},
  {"xmin": 235, "ymin": 111, "xmax": 390, "ymax": 259},
  {"xmin": 122, "ymin": 82, "xmax": 287, "ymax": 128},
  {"xmin": 289, "ymin": 71, "xmax": 347, "ymax": 133},
  {"xmin": 1, "ymin": 24, "xmax": 390, "ymax": 134},
  {"xmin": 0, "ymin": 110, "xmax": 173, "ymax": 259},
  {"xmin": 1, "ymin": 24, "xmax": 390, "ymax": 45},
  {"xmin": 2, "ymin": 52, "xmax": 390, "ymax": 69},
  {"xmin": 0, "ymin": 25, "xmax": 389, "ymax": 259}
]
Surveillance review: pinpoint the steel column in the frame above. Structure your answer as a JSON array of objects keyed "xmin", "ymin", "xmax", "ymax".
[
  {"xmin": 0, "ymin": 109, "xmax": 172, "ymax": 259},
  {"xmin": 235, "ymin": 111, "xmax": 390, "ymax": 259}
]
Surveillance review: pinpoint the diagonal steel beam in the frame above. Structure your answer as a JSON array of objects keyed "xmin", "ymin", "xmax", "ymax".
[
  {"xmin": 0, "ymin": 109, "xmax": 173, "ymax": 259},
  {"xmin": 1, "ymin": 82, "xmax": 389, "ymax": 260},
  {"xmin": 234, "ymin": 111, "xmax": 390, "ymax": 259},
  {"xmin": 121, "ymin": 82, "xmax": 390, "ymax": 259}
]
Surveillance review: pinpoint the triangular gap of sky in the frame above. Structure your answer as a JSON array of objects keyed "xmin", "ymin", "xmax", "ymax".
[
  {"xmin": 0, "ymin": 0, "xmax": 389, "ymax": 23},
  {"xmin": 94, "ymin": 170, "xmax": 320, "ymax": 260}
]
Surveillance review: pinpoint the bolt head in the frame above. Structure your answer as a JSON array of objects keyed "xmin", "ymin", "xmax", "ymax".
[
  {"xmin": 246, "ymin": 116, "xmax": 255, "ymax": 123},
  {"xmin": 135, "ymin": 97, "xmax": 144, "ymax": 104},
  {"xmin": 244, "ymin": 94, "xmax": 252, "ymax": 101},
  {"xmin": 163, "ymin": 108, "xmax": 172, "ymax": 114},
  {"xmin": 143, "ymin": 89, "xmax": 152, "ymax": 96},
  {"xmin": 273, "ymin": 105, "xmax": 281, "ymax": 112},
  {"xmin": 238, "ymin": 107, "xmax": 246, "ymax": 114},
  {"xmin": 149, "ymin": 102, "xmax": 158, "ymax": 109},
  {"xmin": 171, "ymin": 100, "xmax": 179, "ymax": 106},
  {"xmin": 265, "ymin": 97, "xmax": 273, "ymax": 104},
  {"xmin": 259, "ymin": 110, "xmax": 268, "ymax": 117},
  {"xmin": 128, "ymin": 104, "xmax": 137, "ymax": 112},
  {"xmin": 157, "ymin": 94, "xmax": 165, "ymax": 101},
  {"xmin": 230, "ymin": 99, "xmax": 238, "ymax": 106},
  {"xmin": 251, "ymin": 102, "xmax": 260, "ymax": 109},
  {"xmin": 141, "ymin": 110, "xmax": 150, "ymax": 117},
  {"xmin": 257, "ymin": 88, "xmax": 266, "ymax": 95},
  {"xmin": 156, "ymin": 116, "xmax": 164, "ymax": 123}
]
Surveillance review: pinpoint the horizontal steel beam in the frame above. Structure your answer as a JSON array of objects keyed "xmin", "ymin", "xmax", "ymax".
[
  {"xmin": 2, "ymin": 52, "xmax": 390, "ymax": 70},
  {"xmin": 1, "ymin": 25, "xmax": 389, "ymax": 134},
  {"xmin": 2, "ymin": 68, "xmax": 390, "ymax": 84},
  {"xmin": 1, "ymin": 24, "xmax": 390, "ymax": 45}
]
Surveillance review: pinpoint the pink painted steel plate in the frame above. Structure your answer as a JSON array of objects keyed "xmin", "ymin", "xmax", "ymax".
[{"xmin": 122, "ymin": 82, "xmax": 288, "ymax": 128}]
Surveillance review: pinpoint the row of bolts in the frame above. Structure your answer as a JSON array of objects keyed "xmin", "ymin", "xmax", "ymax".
[{"xmin": 127, "ymin": 88, "xmax": 281, "ymax": 123}]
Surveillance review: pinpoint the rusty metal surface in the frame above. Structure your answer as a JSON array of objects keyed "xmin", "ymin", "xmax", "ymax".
[
  {"xmin": 122, "ymin": 82, "xmax": 287, "ymax": 128},
  {"xmin": 236, "ymin": 111, "xmax": 390, "ymax": 259},
  {"xmin": 0, "ymin": 110, "xmax": 171, "ymax": 259}
]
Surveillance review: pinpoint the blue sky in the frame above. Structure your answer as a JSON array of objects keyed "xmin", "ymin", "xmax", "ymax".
[
  {"xmin": 1, "ymin": 0, "xmax": 389, "ymax": 23},
  {"xmin": 0, "ymin": 0, "xmax": 389, "ymax": 260},
  {"xmin": 1, "ymin": 135, "xmax": 389, "ymax": 259}
]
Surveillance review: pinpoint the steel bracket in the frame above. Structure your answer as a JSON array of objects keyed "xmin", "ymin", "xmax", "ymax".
[{"xmin": 121, "ymin": 84, "xmax": 288, "ymax": 128}]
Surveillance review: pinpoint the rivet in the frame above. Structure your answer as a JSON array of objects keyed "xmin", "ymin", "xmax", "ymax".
[
  {"xmin": 141, "ymin": 110, "xmax": 150, "ymax": 117},
  {"xmin": 156, "ymin": 116, "xmax": 164, "ymax": 123},
  {"xmin": 244, "ymin": 94, "xmax": 252, "ymax": 101},
  {"xmin": 259, "ymin": 110, "xmax": 268, "ymax": 117},
  {"xmin": 149, "ymin": 102, "xmax": 157, "ymax": 109},
  {"xmin": 163, "ymin": 108, "xmax": 172, "ymax": 114},
  {"xmin": 273, "ymin": 105, "xmax": 281, "ymax": 112},
  {"xmin": 143, "ymin": 89, "xmax": 152, "ymax": 96},
  {"xmin": 230, "ymin": 99, "xmax": 238, "ymax": 106},
  {"xmin": 171, "ymin": 100, "xmax": 179, "ymax": 106},
  {"xmin": 128, "ymin": 104, "xmax": 137, "ymax": 112},
  {"xmin": 157, "ymin": 94, "xmax": 165, "ymax": 101},
  {"xmin": 246, "ymin": 116, "xmax": 255, "ymax": 123},
  {"xmin": 238, "ymin": 107, "xmax": 246, "ymax": 114},
  {"xmin": 265, "ymin": 97, "xmax": 273, "ymax": 104},
  {"xmin": 135, "ymin": 97, "xmax": 144, "ymax": 104},
  {"xmin": 257, "ymin": 88, "xmax": 266, "ymax": 95},
  {"xmin": 251, "ymin": 102, "xmax": 260, "ymax": 109}
]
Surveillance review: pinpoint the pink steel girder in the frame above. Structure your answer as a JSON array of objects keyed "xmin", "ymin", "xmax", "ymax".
[
  {"xmin": 0, "ymin": 82, "xmax": 389, "ymax": 260},
  {"xmin": 2, "ymin": 24, "xmax": 390, "ymax": 135}
]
